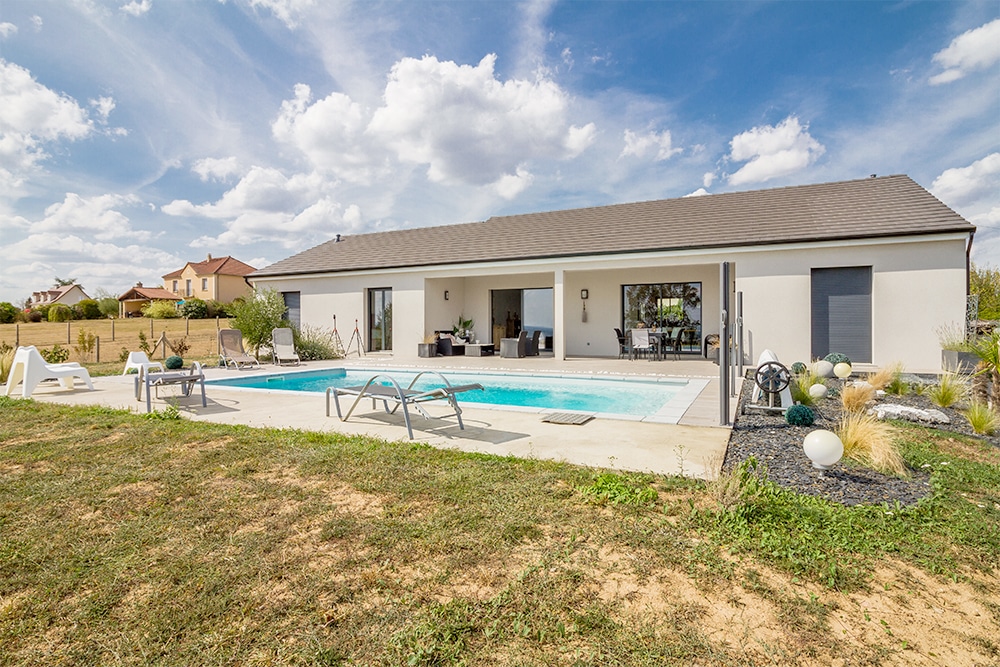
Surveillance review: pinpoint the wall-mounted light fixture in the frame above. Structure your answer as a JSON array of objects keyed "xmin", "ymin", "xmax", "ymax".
[
  {"xmin": 444, "ymin": 290, "xmax": 449, "ymax": 301},
  {"xmin": 580, "ymin": 289, "xmax": 589, "ymax": 300}
]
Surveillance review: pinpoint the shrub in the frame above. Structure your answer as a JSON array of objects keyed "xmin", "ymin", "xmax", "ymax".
[
  {"xmin": 118, "ymin": 347, "xmax": 131, "ymax": 363},
  {"xmin": 73, "ymin": 299, "xmax": 102, "ymax": 320},
  {"xmin": 142, "ymin": 300, "xmax": 179, "ymax": 319},
  {"xmin": 178, "ymin": 298, "xmax": 208, "ymax": 319},
  {"xmin": 964, "ymin": 401, "xmax": 1000, "ymax": 436},
  {"xmin": 936, "ymin": 321, "xmax": 972, "ymax": 352},
  {"xmin": 98, "ymin": 297, "xmax": 119, "ymax": 318},
  {"xmin": 137, "ymin": 331, "xmax": 151, "ymax": 354},
  {"xmin": 74, "ymin": 329, "xmax": 97, "ymax": 363},
  {"xmin": 27, "ymin": 310, "xmax": 43, "ymax": 323},
  {"xmin": 47, "ymin": 304, "xmax": 73, "ymax": 322},
  {"xmin": 295, "ymin": 325, "xmax": 343, "ymax": 361},
  {"xmin": 206, "ymin": 300, "xmax": 229, "ymax": 318},
  {"xmin": 790, "ymin": 361, "xmax": 807, "ymax": 375},
  {"xmin": 167, "ymin": 336, "xmax": 190, "ymax": 357},
  {"xmin": 841, "ymin": 383, "xmax": 875, "ymax": 413},
  {"xmin": 33, "ymin": 304, "xmax": 52, "ymax": 321},
  {"xmin": 165, "ymin": 355, "xmax": 183, "ymax": 370},
  {"xmin": 836, "ymin": 413, "xmax": 905, "ymax": 476},
  {"xmin": 791, "ymin": 372, "xmax": 820, "ymax": 406},
  {"xmin": 928, "ymin": 370, "xmax": 967, "ymax": 408},
  {"xmin": 0, "ymin": 302, "xmax": 17, "ymax": 324},
  {"xmin": 39, "ymin": 344, "xmax": 70, "ymax": 364},
  {"xmin": 229, "ymin": 289, "xmax": 289, "ymax": 355},
  {"xmin": 785, "ymin": 404, "xmax": 815, "ymax": 426},
  {"xmin": 823, "ymin": 352, "xmax": 851, "ymax": 366}
]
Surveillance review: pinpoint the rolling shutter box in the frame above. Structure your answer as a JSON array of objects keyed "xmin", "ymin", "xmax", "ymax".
[{"xmin": 811, "ymin": 267, "xmax": 872, "ymax": 364}]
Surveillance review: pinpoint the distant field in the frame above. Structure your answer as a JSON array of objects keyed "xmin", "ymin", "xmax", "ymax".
[{"xmin": 0, "ymin": 317, "xmax": 231, "ymax": 363}]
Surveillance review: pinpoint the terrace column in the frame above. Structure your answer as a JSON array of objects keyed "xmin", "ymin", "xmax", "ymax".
[{"xmin": 553, "ymin": 269, "xmax": 565, "ymax": 360}]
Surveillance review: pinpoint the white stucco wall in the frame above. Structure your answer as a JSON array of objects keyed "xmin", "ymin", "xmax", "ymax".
[{"xmin": 250, "ymin": 233, "xmax": 968, "ymax": 371}]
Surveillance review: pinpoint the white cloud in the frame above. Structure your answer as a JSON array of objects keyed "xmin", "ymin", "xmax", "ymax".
[
  {"xmin": 620, "ymin": 128, "xmax": 682, "ymax": 162},
  {"xmin": 727, "ymin": 116, "xmax": 825, "ymax": 185},
  {"xmin": 931, "ymin": 153, "xmax": 1000, "ymax": 206},
  {"xmin": 684, "ymin": 188, "xmax": 710, "ymax": 198},
  {"xmin": 702, "ymin": 172, "xmax": 716, "ymax": 188},
  {"xmin": 248, "ymin": 0, "xmax": 315, "ymax": 29},
  {"xmin": 120, "ymin": 0, "xmax": 152, "ymax": 17},
  {"xmin": 89, "ymin": 96, "xmax": 115, "ymax": 123},
  {"xmin": 494, "ymin": 167, "xmax": 534, "ymax": 199},
  {"xmin": 367, "ymin": 54, "xmax": 595, "ymax": 188},
  {"xmin": 30, "ymin": 16, "xmax": 42, "ymax": 30},
  {"xmin": 929, "ymin": 19, "xmax": 1000, "ymax": 85},
  {"xmin": 189, "ymin": 196, "xmax": 347, "ymax": 249},
  {"xmin": 192, "ymin": 157, "xmax": 242, "ymax": 182},
  {"xmin": 0, "ymin": 22, "xmax": 17, "ymax": 38},
  {"xmin": 31, "ymin": 193, "xmax": 150, "ymax": 242},
  {"xmin": 0, "ymin": 60, "xmax": 93, "ymax": 197}
]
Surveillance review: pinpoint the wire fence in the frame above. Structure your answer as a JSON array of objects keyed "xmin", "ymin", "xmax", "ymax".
[{"xmin": 0, "ymin": 318, "xmax": 232, "ymax": 363}]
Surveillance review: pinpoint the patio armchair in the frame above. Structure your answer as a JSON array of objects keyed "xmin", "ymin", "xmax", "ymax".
[
  {"xmin": 122, "ymin": 351, "xmax": 164, "ymax": 376},
  {"xmin": 629, "ymin": 329, "xmax": 656, "ymax": 360},
  {"xmin": 526, "ymin": 330, "xmax": 541, "ymax": 356},
  {"xmin": 614, "ymin": 328, "xmax": 631, "ymax": 359},
  {"xmin": 500, "ymin": 330, "xmax": 528, "ymax": 358}
]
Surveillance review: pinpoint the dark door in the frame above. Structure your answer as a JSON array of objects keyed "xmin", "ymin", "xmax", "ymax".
[
  {"xmin": 282, "ymin": 292, "xmax": 300, "ymax": 329},
  {"xmin": 368, "ymin": 288, "xmax": 392, "ymax": 352},
  {"xmin": 811, "ymin": 267, "xmax": 872, "ymax": 363}
]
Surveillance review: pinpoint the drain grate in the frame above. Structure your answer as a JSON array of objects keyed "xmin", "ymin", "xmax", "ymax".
[{"xmin": 541, "ymin": 412, "xmax": 595, "ymax": 425}]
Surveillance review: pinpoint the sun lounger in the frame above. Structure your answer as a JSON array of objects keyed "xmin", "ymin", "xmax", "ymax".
[
  {"xmin": 271, "ymin": 327, "xmax": 300, "ymax": 366},
  {"xmin": 122, "ymin": 351, "xmax": 164, "ymax": 375},
  {"xmin": 4, "ymin": 346, "xmax": 94, "ymax": 398},
  {"xmin": 326, "ymin": 371, "xmax": 484, "ymax": 439},
  {"xmin": 219, "ymin": 329, "xmax": 261, "ymax": 370},
  {"xmin": 135, "ymin": 362, "xmax": 207, "ymax": 413}
]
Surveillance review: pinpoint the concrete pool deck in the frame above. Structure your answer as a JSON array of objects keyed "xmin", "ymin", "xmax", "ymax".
[{"xmin": 19, "ymin": 354, "xmax": 738, "ymax": 480}]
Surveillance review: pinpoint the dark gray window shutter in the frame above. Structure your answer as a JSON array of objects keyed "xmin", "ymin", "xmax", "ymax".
[
  {"xmin": 282, "ymin": 291, "xmax": 301, "ymax": 329},
  {"xmin": 811, "ymin": 267, "xmax": 872, "ymax": 363}
]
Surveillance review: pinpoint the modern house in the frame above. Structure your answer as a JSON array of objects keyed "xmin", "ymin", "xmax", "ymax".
[
  {"xmin": 163, "ymin": 255, "xmax": 256, "ymax": 303},
  {"xmin": 117, "ymin": 284, "xmax": 181, "ymax": 317},
  {"xmin": 248, "ymin": 175, "xmax": 975, "ymax": 373},
  {"xmin": 28, "ymin": 284, "xmax": 90, "ymax": 309}
]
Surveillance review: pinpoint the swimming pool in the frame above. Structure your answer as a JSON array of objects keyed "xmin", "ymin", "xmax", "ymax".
[{"xmin": 207, "ymin": 367, "xmax": 708, "ymax": 422}]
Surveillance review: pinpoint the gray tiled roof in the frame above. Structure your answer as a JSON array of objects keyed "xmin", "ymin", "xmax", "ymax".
[{"xmin": 251, "ymin": 175, "xmax": 973, "ymax": 279}]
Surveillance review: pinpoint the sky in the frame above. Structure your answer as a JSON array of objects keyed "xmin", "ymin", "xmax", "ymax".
[{"xmin": 1, "ymin": 0, "xmax": 998, "ymax": 306}]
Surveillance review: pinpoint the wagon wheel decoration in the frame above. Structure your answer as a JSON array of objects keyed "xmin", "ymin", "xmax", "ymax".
[{"xmin": 754, "ymin": 361, "xmax": 791, "ymax": 395}]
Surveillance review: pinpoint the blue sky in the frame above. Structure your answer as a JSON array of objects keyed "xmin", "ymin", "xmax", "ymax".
[{"xmin": 1, "ymin": 0, "xmax": 998, "ymax": 305}]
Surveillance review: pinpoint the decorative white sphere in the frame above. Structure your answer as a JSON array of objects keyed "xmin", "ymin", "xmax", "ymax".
[
  {"xmin": 834, "ymin": 362, "xmax": 852, "ymax": 379},
  {"xmin": 813, "ymin": 360, "xmax": 834, "ymax": 378},
  {"xmin": 803, "ymin": 430, "xmax": 844, "ymax": 469},
  {"xmin": 808, "ymin": 383, "xmax": 828, "ymax": 399},
  {"xmin": 852, "ymin": 380, "xmax": 873, "ymax": 390}
]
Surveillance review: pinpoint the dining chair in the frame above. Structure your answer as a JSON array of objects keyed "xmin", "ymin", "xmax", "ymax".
[{"xmin": 629, "ymin": 329, "xmax": 654, "ymax": 360}]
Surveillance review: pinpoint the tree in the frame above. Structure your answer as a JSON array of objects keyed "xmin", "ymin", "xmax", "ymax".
[
  {"xmin": 93, "ymin": 288, "xmax": 120, "ymax": 318},
  {"xmin": 228, "ymin": 288, "xmax": 289, "ymax": 355},
  {"xmin": 0, "ymin": 302, "xmax": 17, "ymax": 324},
  {"xmin": 53, "ymin": 277, "xmax": 77, "ymax": 287},
  {"xmin": 971, "ymin": 263, "xmax": 1000, "ymax": 320}
]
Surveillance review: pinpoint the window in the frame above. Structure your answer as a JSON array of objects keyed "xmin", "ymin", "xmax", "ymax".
[
  {"xmin": 185, "ymin": 279, "xmax": 191, "ymax": 296},
  {"xmin": 622, "ymin": 282, "xmax": 702, "ymax": 353},
  {"xmin": 172, "ymin": 280, "xmax": 178, "ymax": 293},
  {"xmin": 201, "ymin": 278, "xmax": 208, "ymax": 291},
  {"xmin": 368, "ymin": 288, "xmax": 392, "ymax": 352}
]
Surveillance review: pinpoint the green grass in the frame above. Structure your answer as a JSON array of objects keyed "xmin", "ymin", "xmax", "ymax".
[{"xmin": 1, "ymin": 397, "xmax": 998, "ymax": 665}]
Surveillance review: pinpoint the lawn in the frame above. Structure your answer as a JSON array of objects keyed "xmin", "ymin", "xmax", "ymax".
[{"xmin": 0, "ymin": 398, "xmax": 997, "ymax": 666}]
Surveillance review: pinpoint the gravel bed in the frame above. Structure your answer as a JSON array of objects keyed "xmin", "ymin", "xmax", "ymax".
[{"xmin": 722, "ymin": 374, "xmax": 998, "ymax": 507}]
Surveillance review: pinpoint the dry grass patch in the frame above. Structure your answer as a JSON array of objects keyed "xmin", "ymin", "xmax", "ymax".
[
  {"xmin": 866, "ymin": 362, "xmax": 904, "ymax": 391},
  {"xmin": 841, "ymin": 382, "xmax": 876, "ymax": 413},
  {"xmin": 836, "ymin": 413, "xmax": 906, "ymax": 475}
]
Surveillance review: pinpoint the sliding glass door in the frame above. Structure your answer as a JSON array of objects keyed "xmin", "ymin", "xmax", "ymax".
[{"xmin": 622, "ymin": 282, "xmax": 702, "ymax": 353}]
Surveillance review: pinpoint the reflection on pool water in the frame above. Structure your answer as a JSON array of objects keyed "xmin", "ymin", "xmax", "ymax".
[{"xmin": 207, "ymin": 367, "xmax": 699, "ymax": 419}]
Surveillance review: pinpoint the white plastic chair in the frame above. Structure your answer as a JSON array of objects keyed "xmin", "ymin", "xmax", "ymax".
[
  {"xmin": 122, "ymin": 351, "xmax": 165, "ymax": 376},
  {"xmin": 4, "ymin": 346, "xmax": 94, "ymax": 398}
]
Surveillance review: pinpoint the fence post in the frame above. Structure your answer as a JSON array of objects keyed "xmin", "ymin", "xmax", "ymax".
[
  {"xmin": 150, "ymin": 318, "xmax": 153, "ymax": 337},
  {"xmin": 15, "ymin": 323, "xmax": 18, "ymax": 346},
  {"xmin": 67, "ymin": 321, "xmax": 71, "ymax": 344},
  {"xmin": 96, "ymin": 336, "xmax": 100, "ymax": 363},
  {"xmin": 186, "ymin": 317, "xmax": 190, "ymax": 335},
  {"xmin": 111, "ymin": 317, "xmax": 115, "ymax": 341}
]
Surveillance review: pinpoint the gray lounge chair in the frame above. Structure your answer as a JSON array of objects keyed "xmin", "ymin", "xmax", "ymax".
[
  {"xmin": 219, "ymin": 329, "xmax": 261, "ymax": 370},
  {"xmin": 326, "ymin": 371, "xmax": 484, "ymax": 439},
  {"xmin": 271, "ymin": 327, "xmax": 300, "ymax": 366}
]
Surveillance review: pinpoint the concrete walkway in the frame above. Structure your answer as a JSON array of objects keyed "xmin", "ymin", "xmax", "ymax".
[{"xmin": 19, "ymin": 355, "xmax": 737, "ymax": 480}]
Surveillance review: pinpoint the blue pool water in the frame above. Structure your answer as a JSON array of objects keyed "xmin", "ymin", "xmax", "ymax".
[{"xmin": 207, "ymin": 368, "xmax": 685, "ymax": 417}]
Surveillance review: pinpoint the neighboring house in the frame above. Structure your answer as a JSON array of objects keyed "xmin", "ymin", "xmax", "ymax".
[
  {"xmin": 163, "ymin": 254, "xmax": 256, "ymax": 303},
  {"xmin": 117, "ymin": 284, "xmax": 180, "ymax": 317},
  {"xmin": 29, "ymin": 284, "xmax": 90, "ymax": 308},
  {"xmin": 248, "ymin": 175, "xmax": 975, "ymax": 372}
]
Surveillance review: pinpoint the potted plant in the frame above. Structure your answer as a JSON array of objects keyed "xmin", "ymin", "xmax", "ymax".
[
  {"xmin": 417, "ymin": 334, "xmax": 437, "ymax": 358},
  {"xmin": 452, "ymin": 314, "xmax": 474, "ymax": 342},
  {"xmin": 938, "ymin": 322, "xmax": 979, "ymax": 373}
]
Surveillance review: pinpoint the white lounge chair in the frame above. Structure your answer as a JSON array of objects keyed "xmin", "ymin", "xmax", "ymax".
[
  {"xmin": 122, "ymin": 351, "xmax": 165, "ymax": 376},
  {"xmin": 271, "ymin": 328, "xmax": 300, "ymax": 366},
  {"xmin": 4, "ymin": 346, "xmax": 94, "ymax": 398},
  {"xmin": 326, "ymin": 371, "xmax": 483, "ymax": 439}
]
